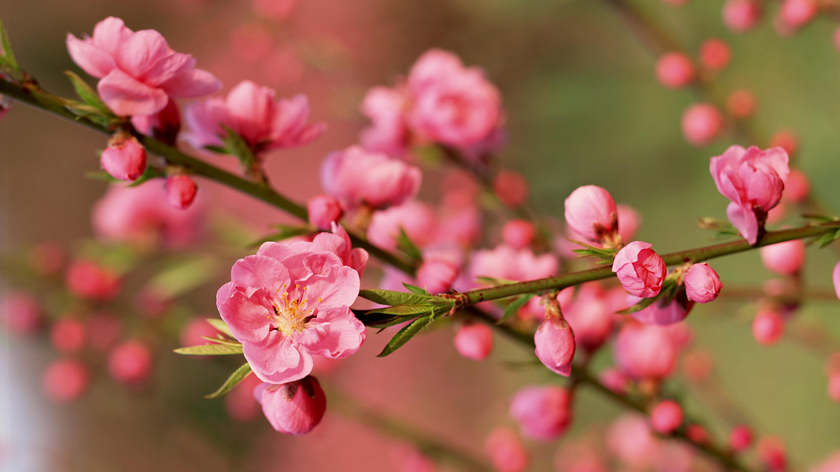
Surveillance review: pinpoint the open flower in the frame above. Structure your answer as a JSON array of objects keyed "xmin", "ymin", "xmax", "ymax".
[
  {"xmin": 67, "ymin": 17, "xmax": 220, "ymax": 116},
  {"xmin": 216, "ymin": 230, "xmax": 366, "ymax": 384}
]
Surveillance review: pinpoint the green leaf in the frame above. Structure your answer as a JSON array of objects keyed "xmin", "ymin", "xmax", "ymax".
[
  {"xmin": 367, "ymin": 304, "xmax": 431, "ymax": 316},
  {"xmin": 403, "ymin": 283, "xmax": 430, "ymax": 296},
  {"xmin": 248, "ymin": 224, "xmax": 311, "ymax": 248},
  {"xmin": 396, "ymin": 227, "xmax": 423, "ymax": 261},
  {"xmin": 199, "ymin": 336, "xmax": 242, "ymax": 347},
  {"xmin": 358, "ymin": 289, "xmax": 432, "ymax": 306},
  {"xmin": 356, "ymin": 312, "xmax": 420, "ymax": 329},
  {"xmin": 86, "ymin": 170, "xmax": 120, "ymax": 183},
  {"xmin": 475, "ymin": 276, "xmax": 518, "ymax": 286},
  {"xmin": 64, "ymin": 71, "xmax": 109, "ymax": 113},
  {"xmin": 206, "ymin": 318, "xmax": 234, "ymax": 338},
  {"xmin": 204, "ymin": 145, "xmax": 228, "ymax": 154},
  {"xmin": 498, "ymin": 293, "xmax": 535, "ymax": 325},
  {"xmin": 615, "ymin": 295, "xmax": 660, "ymax": 314},
  {"xmin": 174, "ymin": 343, "xmax": 243, "ymax": 356},
  {"xmin": 377, "ymin": 315, "xmax": 434, "ymax": 357},
  {"xmin": 205, "ymin": 363, "xmax": 252, "ymax": 399},
  {"xmin": 222, "ymin": 125, "xmax": 257, "ymax": 167},
  {"xmin": 0, "ymin": 17, "xmax": 19, "ymax": 71}
]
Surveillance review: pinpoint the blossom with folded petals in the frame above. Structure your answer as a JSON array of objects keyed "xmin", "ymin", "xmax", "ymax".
[
  {"xmin": 321, "ymin": 146, "xmax": 422, "ymax": 210},
  {"xmin": 367, "ymin": 201, "xmax": 437, "ymax": 251},
  {"xmin": 612, "ymin": 242, "xmax": 667, "ymax": 298},
  {"xmin": 254, "ymin": 376, "xmax": 326, "ymax": 434},
  {"xmin": 684, "ymin": 263, "xmax": 723, "ymax": 304},
  {"xmin": 565, "ymin": 185, "xmax": 619, "ymax": 245}
]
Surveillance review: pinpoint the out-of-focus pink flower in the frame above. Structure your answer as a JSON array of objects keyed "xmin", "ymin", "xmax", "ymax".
[
  {"xmin": 229, "ymin": 23, "xmax": 273, "ymax": 63},
  {"xmin": 760, "ymin": 240, "xmax": 805, "ymax": 275},
  {"xmin": 50, "ymin": 318, "xmax": 87, "ymax": 354},
  {"xmin": 42, "ymin": 359, "xmax": 91, "ymax": 403},
  {"xmin": 437, "ymin": 205, "xmax": 482, "ymax": 248},
  {"xmin": 828, "ymin": 373, "xmax": 840, "ymax": 402},
  {"xmin": 727, "ymin": 89, "xmax": 757, "ymax": 119},
  {"xmin": 682, "ymin": 103, "xmax": 724, "ymax": 147},
  {"xmin": 835, "ymin": 26, "xmax": 840, "ymax": 52},
  {"xmin": 406, "ymin": 49, "xmax": 502, "ymax": 149},
  {"xmin": 614, "ymin": 322, "xmax": 679, "ymax": 380},
  {"xmin": 783, "ymin": 169, "xmax": 810, "ymax": 203},
  {"xmin": 454, "ymin": 322, "xmax": 493, "ymax": 361},
  {"xmin": 656, "ymin": 53, "xmax": 695, "ymax": 88},
  {"xmin": 0, "ymin": 293, "xmax": 42, "ymax": 335},
  {"xmin": 65, "ymin": 260, "xmax": 121, "ymax": 301},
  {"xmin": 184, "ymin": 80, "xmax": 325, "ymax": 155},
  {"xmin": 778, "ymin": 0, "xmax": 818, "ymax": 30},
  {"xmin": 216, "ymin": 237, "xmax": 365, "ymax": 384},
  {"xmin": 360, "ymin": 86, "xmax": 411, "ymax": 157},
  {"xmin": 87, "ymin": 314, "xmax": 123, "ymax": 352},
  {"xmin": 93, "ymin": 182, "xmax": 204, "ymax": 248},
  {"xmin": 108, "ymin": 340, "xmax": 153, "ymax": 386},
  {"xmin": 612, "ymin": 242, "xmax": 666, "ymax": 298},
  {"xmin": 630, "ymin": 289, "xmax": 694, "ymax": 325},
  {"xmin": 254, "ymin": 376, "xmax": 326, "ymax": 434},
  {"xmin": 607, "ymin": 414, "xmax": 659, "ymax": 469},
  {"xmin": 684, "ymin": 263, "xmax": 722, "ymax": 303},
  {"xmin": 752, "ymin": 308, "xmax": 785, "ymax": 346},
  {"xmin": 253, "ymin": 0, "xmax": 298, "ymax": 20},
  {"xmin": 469, "ymin": 244, "xmax": 558, "ymax": 285},
  {"xmin": 510, "ymin": 386, "xmax": 572, "ymax": 441},
  {"xmin": 535, "ymin": 318, "xmax": 576, "ymax": 377},
  {"xmin": 834, "ymin": 261, "xmax": 840, "ymax": 301},
  {"xmin": 770, "ymin": 130, "xmax": 798, "ymax": 157},
  {"xmin": 307, "ymin": 194, "xmax": 344, "ymax": 231},
  {"xmin": 710, "ymin": 145, "xmax": 790, "ymax": 244},
  {"xmin": 650, "ymin": 400, "xmax": 683, "ymax": 434},
  {"xmin": 164, "ymin": 175, "xmax": 198, "ymax": 210},
  {"xmin": 563, "ymin": 283, "xmax": 613, "ymax": 352},
  {"xmin": 101, "ymin": 133, "xmax": 146, "ymax": 181},
  {"xmin": 617, "ymin": 204, "xmax": 642, "ymax": 243},
  {"xmin": 321, "ymin": 146, "xmax": 422, "ymax": 210},
  {"xmin": 812, "ymin": 451, "xmax": 840, "ymax": 472},
  {"xmin": 723, "ymin": 0, "xmax": 762, "ymax": 32},
  {"xmin": 564, "ymin": 185, "xmax": 618, "ymax": 244},
  {"xmin": 758, "ymin": 436, "xmax": 787, "ymax": 471},
  {"xmin": 417, "ymin": 259, "xmax": 458, "ymax": 295},
  {"xmin": 493, "ymin": 171, "xmax": 528, "ymax": 208},
  {"xmin": 130, "ymin": 98, "xmax": 181, "ymax": 146},
  {"xmin": 30, "ymin": 242, "xmax": 66, "ymax": 276},
  {"xmin": 502, "ymin": 220, "xmax": 535, "ymax": 249},
  {"xmin": 225, "ymin": 373, "xmax": 263, "ymax": 421},
  {"xmin": 699, "ymin": 38, "xmax": 731, "ymax": 71},
  {"xmin": 600, "ymin": 367, "xmax": 630, "ymax": 394},
  {"xmin": 484, "ymin": 428, "xmax": 529, "ymax": 472},
  {"xmin": 66, "ymin": 17, "xmax": 220, "ymax": 116},
  {"xmin": 367, "ymin": 201, "xmax": 437, "ymax": 251},
  {"xmin": 729, "ymin": 425, "xmax": 754, "ymax": 452}
]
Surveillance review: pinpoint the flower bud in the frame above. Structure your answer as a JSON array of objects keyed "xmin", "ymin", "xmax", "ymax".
[
  {"xmin": 65, "ymin": 260, "xmax": 122, "ymax": 301},
  {"xmin": 101, "ymin": 133, "xmax": 147, "ymax": 181},
  {"xmin": 760, "ymin": 240, "xmax": 805, "ymax": 276},
  {"xmin": 307, "ymin": 194, "xmax": 344, "ymax": 230},
  {"xmin": 510, "ymin": 386, "xmax": 572, "ymax": 441},
  {"xmin": 778, "ymin": 0, "xmax": 818, "ymax": 30},
  {"xmin": 632, "ymin": 287, "xmax": 694, "ymax": 325},
  {"xmin": 0, "ymin": 292, "xmax": 42, "ymax": 335},
  {"xmin": 50, "ymin": 318, "xmax": 86, "ymax": 354},
  {"xmin": 255, "ymin": 376, "xmax": 327, "ymax": 434},
  {"xmin": 699, "ymin": 38, "xmax": 731, "ymax": 71},
  {"xmin": 493, "ymin": 170, "xmax": 528, "ymax": 208},
  {"xmin": 454, "ymin": 322, "xmax": 494, "ymax": 361},
  {"xmin": 656, "ymin": 53, "xmax": 695, "ymax": 88},
  {"xmin": 484, "ymin": 428, "xmax": 529, "ymax": 472},
  {"xmin": 686, "ymin": 424, "xmax": 710, "ymax": 444},
  {"xmin": 682, "ymin": 103, "xmax": 724, "ymax": 147},
  {"xmin": 108, "ymin": 340, "xmax": 153, "ymax": 386},
  {"xmin": 417, "ymin": 259, "xmax": 459, "ymax": 295},
  {"xmin": 729, "ymin": 425, "xmax": 754, "ymax": 452},
  {"xmin": 726, "ymin": 89, "xmax": 756, "ymax": 119},
  {"xmin": 165, "ymin": 175, "xmax": 198, "ymax": 210},
  {"xmin": 612, "ymin": 241, "xmax": 666, "ymax": 298},
  {"xmin": 684, "ymin": 263, "xmax": 722, "ymax": 303},
  {"xmin": 770, "ymin": 130, "xmax": 798, "ymax": 157},
  {"xmin": 723, "ymin": 0, "xmax": 762, "ymax": 32},
  {"xmin": 564, "ymin": 185, "xmax": 618, "ymax": 244},
  {"xmin": 600, "ymin": 367, "xmax": 629, "ymax": 394},
  {"xmin": 564, "ymin": 283, "xmax": 614, "ymax": 351},
  {"xmin": 758, "ymin": 436, "xmax": 787, "ymax": 471},
  {"xmin": 534, "ymin": 318, "xmax": 576, "ymax": 377},
  {"xmin": 752, "ymin": 308, "xmax": 785, "ymax": 346},
  {"xmin": 784, "ymin": 169, "xmax": 810, "ymax": 203},
  {"xmin": 42, "ymin": 359, "xmax": 90, "ymax": 403},
  {"xmin": 502, "ymin": 220, "xmax": 535, "ymax": 249},
  {"xmin": 650, "ymin": 400, "xmax": 683, "ymax": 434}
]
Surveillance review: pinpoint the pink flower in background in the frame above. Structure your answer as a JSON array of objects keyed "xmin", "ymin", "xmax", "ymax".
[
  {"xmin": 254, "ymin": 376, "xmax": 326, "ymax": 434},
  {"xmin": 0, "ymin": 292, "xmax": 42, "ymax": 335},
  {"xmin": 699, "ymin": 38, "xmax": 732, "ymax": 71},
  {"xmin": 493, "ymin": 170, "xmax": 528, "ymax": 207},
  {"xmin": 164, "ymin": 175, "xmax": 198, "ymax": 210},
  {"xmin": 607, "ymin": 414, "xmax": 660, "ymax": 469},
  {"xmin": 42, "ymin": 359, "xmax": 91, "ymax": 403},
  {"xmin": 612, "ymin": 242, "xmax": 667, "ymax": 298},
  {"xmin": 184, "ymin": 80, "xmax": 325, "ymax": 155},
  {"xmin": 359, "ymin": 86, "xmax": 411, "ymax": 157},
  {"xmin": 108, "ymin": 340, "xmax": 154, "ymax": 386},
  {"xmin": 469, "ymin": 244, "xmax": 558, "ymax": 284},
  {"xmin": 723, "ymin": 0, "xmax": 763, "ymax": 32},
  {"xmin": 65, "ymin": 260, "xmax": 121, "ymax": 301},
  {"xmin": 502, "ymin": 220, "xmax": 535, "ymax": 249},
  {"xmin": 66, "ymin": 17, "xmax": 220, "ymax": 116},
  {"xmin": 216, "ymin": 236, "xmax": 366, "ymax": 384},
  {"xmin": 416, "ymin": 259, "xmax": 459, "ymax": 294},
  {"xmin": 307, "ymin": 194, "xmax": 344, "ymax": 231},
  {"xmin": 617, "ymin": 204, "xmax": 642, "ymax": 243},
  {"xmin": 752, "ymin": 308, "xmax": 785, "ymax": 345},
  {"xmin": 760, "ymin": 240, "xmax": 805, "ymax": 275},
  {"xmin": 614, "ymin": 322, "xmax": 679, "ymax": 380},
  {"xmin": 631, "ymin": 289, "xmax": 694, "ymax": 325},
  {"xmin": 684, "ymin": 263, "xmax": 722, "ymax": 303},
  {"xmin": 180, "ymin": 317, "xmax": 219, "ymax": 348},
  {"xmin": 535, "ymin": 318, "xmax": 576, "ymax": 376},
  {"xmin": 682, "ymin": 103, "xmax": 724, "ymax": 147},
  {"xmin": 812, "ymin": 451, "xmax": 840, "ymax": 472},
  {"xmin": 563, "ymin": 283, "xmax": 614, "ymax": 352},
  {"xmin": 367, "ymin": 201, "xmax": 437, "ymax": 251},
  {"xmin": 454, "ymin": 323, "xmax": 494, "ymax": 361},
  {"xmin": 321, "ymin": 146, "xmax": 422, "ymax": 210},
  {"xmin": 484, "ymin": 428, "xmax": 529, "ymax": 472},
  {"xmin": 510, "ymin": 386, "xmax": 572, "ymax": 441},
  {"xmin": 656, "ymin": 53, "xmax": 695, "ymax": 89},
  {"xmin": 650, "ymin": 400, "xmax": 683, "ymax": 434},
  {"xmin": 50, "ymin": 318, "xmax": 86, "ymax": 354},
  {"xmin": 564, "ymin": 185, "xmax": 618, "ymax": 244},
  {"xmin": 710, "ymin": 145, "xmax": 790, "ymax": 244},
  {"xmin": 253, "ymin": 0, "xmax": 298, "ymax": 20},
  {"xmin": 729, "ymin": 425, "xmax": 754, "ymax": 452}
]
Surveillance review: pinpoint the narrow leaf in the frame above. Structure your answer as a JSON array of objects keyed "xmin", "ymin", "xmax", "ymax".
[
  {"xmin": 0, "ymin": 17, "xmax": 19, "ymax": 71},
  {"xmin": 205, "ymin": 363, "xmax": 252, "ymax": 399},
  {"xmin": 377, "ymin": 315, "xmax": 434, "ymax": 357},
  {"xmin": 616, "ymin": 294, "xmax": 660, "ymax": 314},
  {"xmin": 174, "ymin": 343, "xmax": 243, "ymax": 356},
  {"xmin": 358, "ymin": 289, "xmax": 431, "ymax": 306},
  {"xmin": 396, "ymin": 227, "xmax": 422, "ymax": 261},
  {"xmin": 357, "ymin": 312, "xmax": 419, "ymax": 329},
  {"xmin": 199, "ymin": 336, "xmax": 242, "ymax": 347},
  {"xmin": 64, "ymin": 71, "xmax": 109, "ymax": 112},
  {"xmin": 498, "ymin": 293, "xmax": 535, "ymax": 325},
  {"xmin": 403, "ymin": 283, "xmax": 430, "ymax": 296},
  {"xmin": 367, "ymin": 304, "xmax": 431, "ymax": 316}
]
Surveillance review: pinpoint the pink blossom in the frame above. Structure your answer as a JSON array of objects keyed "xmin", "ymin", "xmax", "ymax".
[
  {"xmin": 565, "ymin": 185, "xmax": 618, "ymax": 244},
  {"xmin": 417, "ymin": 259, "xmax": 458, "ymax": 294},
  {"xmin": 165, "ymin": 175, "xmax": 198, "ymax": 210},
  {"xmin": 682, "ymin": 103, "xmax": 724, "ymax": 147},
  {"xmin": 812, "ymin": 451, "xmax": 840, "ymax": 472},
  {"xmin": 650, "ymin": 400, "xmax": 683, "ymax": 434},
  {"xmin": 437, "ymin": 204, "xmax": 482, "ymax": 248},
  {"xmin": 699, "ymin": 38, "xmax": 731, "ymax": 71},
  {"xmin": 510, "ymin": 386, "xmax": 572, "ymax": 441},
  {"xmin": 778, "ymin": 0, "xmax": 818, "ymax": 30},
  {"xmin": 454, "ymin": 323, "xmax": 493, "ymax": 361},
  {"xmin": 829, "ymin": 373, "xmax": 840, "ymax": 403},
  {"xmin": 66, "ymin": 17, "xmax": 220, "ymax": 116},
  {"xmin": 758, "ymin": 436, "xmax": 787, "ymax": 471},
  {"xmin": 760, "ymin": 240, "xmax": 805, "ymax": 275},
  {"xmin": 359, "ymin": 86, "xmax": 411, "ymax": 157},
  {"xmin": 321, "ymin": 146, "xmax": 422, "ymax": 210},
  {"xmin": 684, "ymin": 263, "xmax": 722, "ymax": 303},
  {"xmin": 493, "ymin": 171, "xmax": 528, "ymax": 208},
  {"xmin": 834, "ymin": 261, "xmax": 840, "ymax": 301},
  {"xmin": 600, "ymin": 367, "xmax": 630, "ymax": 394},
  {"xmin": 254, "ymin": 376, "xmax": 326, "ymax": 434},
  {"xmin": 729, "ymin": 425, "xmax": 754, "ymax": 452},
  {"xmin": 65, "ymin": 260, "xmax": 121, "ymax": 301},
  {"xmin": 0, "ymin": 292, "xmax": 42, "ymax": 335},
  {"xmin": 784, "ymin": 169, "xmax": 810, "ymax": 203},
  {"xmin": 225, "ymin": 373, "xmax": 263, "ymax": 422},
  {"xmin": 108, "ymin": 340, "xmax": 153, "ymax": 386},
  {"xmin": 710, "ymin": 145, "xmax": 790, "ymax": 244},
  {"xmin": 484, "ymin": 428, "xmax": 529, "ymax": 472},
  {"xmin": 563, "ymin": 283, "xmax": 614, "ymax": 352},
  {"xmin": 130, "ymin": 98, "xmax": 181, "ymax": 146},
  {"xmin": 656, "ymin": 53, "xmax": 695, "ymax": 88},
  {"xmin": 469, "ymin": 244, "xmax": 558, "ymax": 284},
  {"xmin": 770, "ymin": 130, "xmax": 798, "ymax": 156},
  {"xmin": 50, "ymin": 318, "xmax": 86, "ymax": 354},
  {"xmin": 502, "ymin": 220, "xmax": 535, "ymax": 249},
  {"xmin": 367, "ymin": 201, "xmax": 437, "ymax": 251},
  {"xmin": 307, "ymin": 194, "xmax": 344, "ymax": 231},
  {"xmin": 752, "ymin": 308, "xmax": 785, "ymax": 346},
  {"xmin": 723, "ymin": 0, "xmax": 762, "ymax": 32},
  {"xmin": 180, "ymin": 317, "xmax": 219, "ymax": 349},
  {"xmin": 617, "ymin": 204, "xmax": 642, "ymax": 243},
  {"xmin": 607, "ymin": 414, "xmax": 660, "ymax": 469},
  {"xmin": 612, "ymin": 242, "xmax": 666, "ymax": 298},
  {"xmin": 101, "ymin": 133, "xmax": 146, "ymax": 181},
  {"xmin": 535, "ymin": 318, "xmax": 576, "ymax": 377},
  {"xmin": 184, "ymin": 80, "xmax": 325, "ymax": 155},
  {"xmin": 614, "ymin": 322, "xmax": 679, "ymax": 380},
  {"xmin": 216, "ymin": 234, "xmax": 366, "ymax": 384},
  {"xmin": 42, "ymin": 359, "xmax": 91, "ymax": 403}
]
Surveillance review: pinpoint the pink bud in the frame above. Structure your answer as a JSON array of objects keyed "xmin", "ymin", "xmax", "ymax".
[
  {"xmin": 828, "ymin": 372, "xmax": 840, "ymax": 402},
  {"xmin": 682, "ymin": 103, "xmax": 724, "ymax": 147},
  {"xmin": 164, "ymin": 175, "xmax": 198, "ymax": 210},
  {"xmin": 656, "ymin": 53, "xmax": 695, "ymax": 88},
  {"xmin": 30, "ymin": 242, "xmax": 65, "ymax": 276},
  {"xmin": 726, "ymin": 89, "xmax": 756, "ymax": 119},
  {"xmin": 534, "ymin": 318, "xmax": 576, "ymax": 377},
  {"xmin": 454, "ymin": 322, "xmax": 494, "ymax": 361},
  {"xmin": 502, "ymin": 220, "xmax": 535, "ymax": 249},
  {"xmin": 65, "ymin": 260, "xmax": 122, "ymax": 301},
  {"xmin": 612, "ymin": 242, "xmax": 666, "ymax": 298},
  {"xmin": 564, "ymin": 185, "xmax": 618, "ymax": 243},
  {"xmin": 783, "ymin": 169, "xmax": 810, "ymax": 203},
  {"xmin": 770, "ymin": 130, "xmax": 798, "ymax": 157},
  {"xmin": 510, "ymin": 386, "xmax": 572, "ymax": 441},
  {"xmin": 307, "ymin": 194, "xmax": 343, "ymax": 230},
  {"xmin": 484, "ymin": 428, "xmax": 529, "ymax": 472},
  {"xmin": 686, "ymin": 424, "xmax": 710, "ymax": 444},
  {"xmin": 834, "ymin": 261, "xmax": 840, "ymax": 301},
  {"xmin": 101, "ymin": 133, "xmax": 147, "ymax": 181},
  {"xmin": 752, "ymin": 308, "xmax": 785, "ymax": 346},
  {"xmin": 650, "ymin": 400, "xmax": 683, "ymax": 434},
  {"xmin": 255, "ymin": 376, "xmax": 326, "ymax": 434},
  {"xmin": 684, "ymin": 263, "xmax": 722, "ymax": 303},
  {"xmin": 699, "ymin": 38, "xmax": 731, "ymax": 71},
  {"xmin": 758, "ymin": 436, "xmax": 787, "ymax": 471},
  {"xmin": 42, "ymin": 359, "xmax": 90, "ymax": 403},
  {"xmin": 599, "ymin": 367, "xmax": 630, "ymax": 394},
  {"xmin": 778, "ymin": 0, "xmax": 818, "ymax": 30},
  {"xmin": 0, "ymin": 292, "xmax": 42, "ymax": 335},
  {"xmin": 760, "ymin": 240, "xmax": 805, "ymax": 276},
  {"xmin": 493, "ymin": 171, "xmax": 528, "ymax": 208},
  {"xmin": 417, "ymin": 259, "xmax": 459, "ymax": 295},
  {"xmin": 723, "ymin": 0, "xmax": 762, "ymax": 32},
  {"xmin": 108, "ymin": 340, "xmax": 153, "ymax": 386},
  {"xmin": 50, "ymin": 318, "xmax": 87, "ymax": 354},
  {"xmin": 564, "ymin": 283, "xmax": 614, "ymax": 351},
  {"xmin": 729, "ymin": 425, "xmax": 754, "ymax": 452}
]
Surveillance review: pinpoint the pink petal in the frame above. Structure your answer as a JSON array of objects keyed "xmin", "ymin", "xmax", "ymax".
[
  {"xmin": 216, "ymin": 283, "xmax": 273, "ymax": 343},
  {"xmin": 243, "ymin": 333, "xmax": 313, "ymax": 384},
  {"xmin": 115, "ymin": 30, "xmax": 171, "ymax": 79},
  {"xmin": 91, "ymin": 17, "xmax": 134, "ymax": 57},
  {"xmin": 230, "ymin": 255, "xmax": 290, "ymax": 296},
  {"xmin": 297, "ymin": 306, "xmax": 366, "ymax": 359},
  {"xmin": 161, "ymin": 68, "xmax": 222, "ymax": 98},
  {"xmin": 726, "ymin": 201, "xmax": 759, "ymax": 244},
  {"xmin": 66, "ymin": 34, "xmax": 116, "ymax": 78},
  {"xmin": 295, "ymin": 259, "xmax": 360, "ymax": 309},
  {"xmin": 97, "ymin": 69, "xmax": 169, "ymax": 117}
]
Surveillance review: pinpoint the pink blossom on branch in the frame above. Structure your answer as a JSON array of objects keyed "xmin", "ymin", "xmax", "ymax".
[
  {"xmin": 254, "ymin": 376, "xmax": 327, "ymax": 434},
  {"xmin": 66, "ymin": 17, "xmax": 220, "ymax": 116},
  {"xmin": 454, "ymin": 322, "xmax": 494, "ymax": 361},
  {"xmin": 321, "ymin": 146, "xmax": 422, "ymax": 210},
  {"xmin": 307, "ymin": 194, "xmax": 344, "ymax": 231},
  {"xmin": 100, "ymin": 132, "xmax": 147, "ymax": 181},
  {"xmin": 684, "ymin": 263, "xmax": 722, "ymax": 303},
  {"xmin": 366, "ymin": 201, "xmax": 437, "ymax": 251},
  {"xmin": 510, "ymin": 386, "xmax": 572, "ymax": 441},
  {"xmin": 535, "ymin": 317, "xmax": 576, "ymax": 377},
  {"xmin": 612, "ymin": 242, "xmax": 666, "ymax": 298},
  {"xmin": 564, "ymin": 185, "xmax": 619, "ymax": 245}
]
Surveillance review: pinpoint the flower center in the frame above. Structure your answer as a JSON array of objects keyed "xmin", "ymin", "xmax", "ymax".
[{"xmin": 269, "ymin": 285, "xmax": 321, "ymax": 335}]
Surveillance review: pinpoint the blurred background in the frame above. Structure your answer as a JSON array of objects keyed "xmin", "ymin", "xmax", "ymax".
[{"xmin": 1, "ymin": 0, "xmax": 840, "ymax": 470}]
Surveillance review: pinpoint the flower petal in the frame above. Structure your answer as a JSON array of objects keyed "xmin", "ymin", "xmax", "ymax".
[
  {"xmin": 726, "ymin": 201, "xmax": 759, "ymax": 245},
  {"xmin": 66, "ymin": 34, "xmax": 116, "ymax": 78},
  {"xmin": 216, "ymin": 283, "xmax": 273, "ymax": 343},
  {"xmin": 97, "ymin": 69, "xmax": 168, "ymax": 117},
  {"xmin": 161, "ymin": 68, "xmax": 222, "ymax": 98},
  {"xmin": 297, "ymin": 306, "xmax": 366, "ymax": 359},
  {"xmin": 243, "ymin": 332, "xmax": 313, "ymax": 384},
  {"xmin": 230, "ymin": 254, "xmax": 290, "ymax": 296}
]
